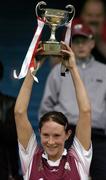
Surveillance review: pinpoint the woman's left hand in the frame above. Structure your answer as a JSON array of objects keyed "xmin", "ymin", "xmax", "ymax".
[{"xmin": 60, "ymin": 41, "xmax": 76, "ymax": 70}]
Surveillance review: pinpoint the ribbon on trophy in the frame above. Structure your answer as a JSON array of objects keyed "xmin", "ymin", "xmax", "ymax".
[
  {"xmin": 13, "ymin": 16, "xmax": 46, "ymax": 82},
  {"xmin": 64, "ymin": 5, "xmax": 75, "ymax": 45},
  {"xmin": 61, "ymin": 4, "xmax": 75, "ymax": 76},
  {"xmin": 64, "ymin": 21, "xmax": 72, "ymax": 46},
  {"xmin": 64, "ymin": 4, "xmax": 75, "ymax": 46}
]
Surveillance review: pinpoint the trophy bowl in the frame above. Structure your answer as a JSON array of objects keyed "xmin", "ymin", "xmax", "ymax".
[
  {"xmin": 36, "ymin": 1, "xmax": 75, "ymax": 56},
  {"xmin": 42, "ymin": 8, "xmax": 68, "ymax": 55}
]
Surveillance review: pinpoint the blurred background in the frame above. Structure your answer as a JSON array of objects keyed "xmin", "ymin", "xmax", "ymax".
[
  {"xmin": 0, "ymin": 0, "xmax": 85, "ymax": 131},
  {"xmin": 0, "ymin": 0, "xmax": 106, "ymax": 133}
]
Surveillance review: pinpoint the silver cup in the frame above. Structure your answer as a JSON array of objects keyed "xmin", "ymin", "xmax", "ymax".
[{"xmin": 36, "ymin": 1, "xmax": 75, "ymax": 55}]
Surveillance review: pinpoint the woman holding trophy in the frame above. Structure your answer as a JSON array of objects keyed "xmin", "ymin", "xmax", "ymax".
[{"xmin": 14, "ymin": 41, "xmax": 92, "ymax": 180}]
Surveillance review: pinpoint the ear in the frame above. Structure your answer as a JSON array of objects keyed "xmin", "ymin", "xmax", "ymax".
[{"xmin": 66, "ymin": 129, "xmax": 72, "ymax": 140}]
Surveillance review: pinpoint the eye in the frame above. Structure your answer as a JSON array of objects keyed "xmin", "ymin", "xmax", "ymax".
[
  {"xmin": 42, "ymin": 133, "xmax": 49, "ymax": 137},
  {"xmin": 54, "ymin": 134, "xmax": 61, "ymax": 138}
]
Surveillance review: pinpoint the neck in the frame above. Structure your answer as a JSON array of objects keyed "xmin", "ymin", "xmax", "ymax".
[{"xmin": 77, "ymin": 56, "xmax": 92, "ymax": 64}]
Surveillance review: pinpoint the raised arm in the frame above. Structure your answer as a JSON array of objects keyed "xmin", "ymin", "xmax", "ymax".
[
  {"xmin": 14, "ymin": 70, "xmax": 35, "ymax": 149},
  {"xmin": 61, "ymin": 41, "xmax": 91, "ymax": 150}
]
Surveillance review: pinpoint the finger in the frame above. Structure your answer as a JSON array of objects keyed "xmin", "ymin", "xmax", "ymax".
[
  {"xmin": 36, "ymin": 46, "xmax": 43, "ymax": 53},
  {"xmin": 61, "ymin": 41, "xmax": 71, "ymax": 51},
  {"xmin": 61, "ymin": 41, "xmax": 74, "ymax": 55}
]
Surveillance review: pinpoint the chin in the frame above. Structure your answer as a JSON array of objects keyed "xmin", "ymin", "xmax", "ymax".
[
  {"xmin": 46, "ymin": 149, "xmax": 59, "ymax": 159},
  {"xmin": 47, "ymin": 149, "xmax": 57, "ymax": 156},
  {"xmin": 48, "ymin": 153, "xmax": 58, "ymax": 161}
]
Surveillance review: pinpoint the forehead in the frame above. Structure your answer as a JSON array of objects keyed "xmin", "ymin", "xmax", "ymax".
[{"xmin": 41, "ymin": 120, "xmax": 64, "ymax": 133}]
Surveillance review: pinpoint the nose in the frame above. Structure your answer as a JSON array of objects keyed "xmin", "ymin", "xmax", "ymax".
[{"xmin": 48, "ymin": 136, "xmax": 55, "ymax": 145}]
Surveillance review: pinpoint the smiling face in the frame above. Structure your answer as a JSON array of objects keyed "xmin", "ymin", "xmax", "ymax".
[
  {"xmin": 72, "ymin": 36, "xmax": 95, "ymax": 59},
  {"xmin": 40, "ymin": 120, "xmax": 70, "ymax": 161}
]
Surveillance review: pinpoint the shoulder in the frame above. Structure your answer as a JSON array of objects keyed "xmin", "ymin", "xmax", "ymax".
[
  {"xmin": 68, "ymin": 137, "xmax": 92, "ymax": 176},
  {"xmin": 69, "ymin": 137, "xmax": 92, "ymax": 161},
  {"xmin": 91, "ymin": 59, "xmax": 106, "ymax": 77},
  {"xmin": 93, "ymin": 59, "xmax": 106, "ymax": 69}
]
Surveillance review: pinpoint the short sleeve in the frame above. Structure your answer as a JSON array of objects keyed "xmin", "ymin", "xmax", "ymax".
[
  {"xmin": 18, "ymin": 132, "xmax": 37, "ymax": 175},
  {"xmin": 71, "ymin": 136, "xmax": 92, "ymax": 178}
]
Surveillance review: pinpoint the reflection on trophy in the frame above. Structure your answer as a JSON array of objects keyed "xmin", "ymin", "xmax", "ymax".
[{"xmin": 36, "ymin": 1, "xmax": 75, "ymax": 55}]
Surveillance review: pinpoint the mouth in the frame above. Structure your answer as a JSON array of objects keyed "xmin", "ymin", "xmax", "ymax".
[
  {"xmin": 47, "ymin": 145, "xmax": 57, "ymax": 149},
  {"xmin": 46, "ymin": 145, "xmax": 58, "ymax": 151}
]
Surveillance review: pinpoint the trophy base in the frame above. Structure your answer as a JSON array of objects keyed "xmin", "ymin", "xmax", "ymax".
[{"xmin": 42, "ymin": 41, "xmax": 61, "ymax": 56}]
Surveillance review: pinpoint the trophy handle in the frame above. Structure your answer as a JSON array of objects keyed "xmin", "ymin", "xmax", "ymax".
[
  {"xmin": 65, "ymin": 4, "xmax": 75, "ymax": 22},
  {"xmin": 35, "ymin": 1, "xmax": 47, "ymax": 17}
]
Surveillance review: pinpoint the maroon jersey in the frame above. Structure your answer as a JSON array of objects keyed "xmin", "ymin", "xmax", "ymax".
[{"xmin": 29, "ymin": 147, "xmax": 80, "ymax": 180}]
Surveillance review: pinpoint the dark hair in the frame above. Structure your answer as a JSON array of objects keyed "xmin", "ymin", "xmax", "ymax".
[{"xmin": 39, "ymin": 111, "xmax": 70, "ymax": 133}]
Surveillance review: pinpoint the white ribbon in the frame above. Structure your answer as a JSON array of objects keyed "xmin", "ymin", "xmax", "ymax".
[
  {"xmin": 13, "ymin": 17, "xmax": 45, "ymax": 80},
  {"xmin": 30, "ymin": 61, "xmax": 41, "ymax": 83},
  {"xmin": 64, "ymin": 5, "xmax": 75, "ymax": 45},
  {"xmin": 61, "ymin": 20, "xmax": 73, "ymax": 76},
  {"xmin": 64, "ymin": 20, "xmax": 72, "ymax": 45},
  {"xmin": 61, "ymin": 7, "xmax": 75, "ymax": 76}
]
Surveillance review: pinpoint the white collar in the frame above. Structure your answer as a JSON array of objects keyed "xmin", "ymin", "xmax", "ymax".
[{"xmin": 42, "ymin": 148, "xmax": 67, "ymax": 166}]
